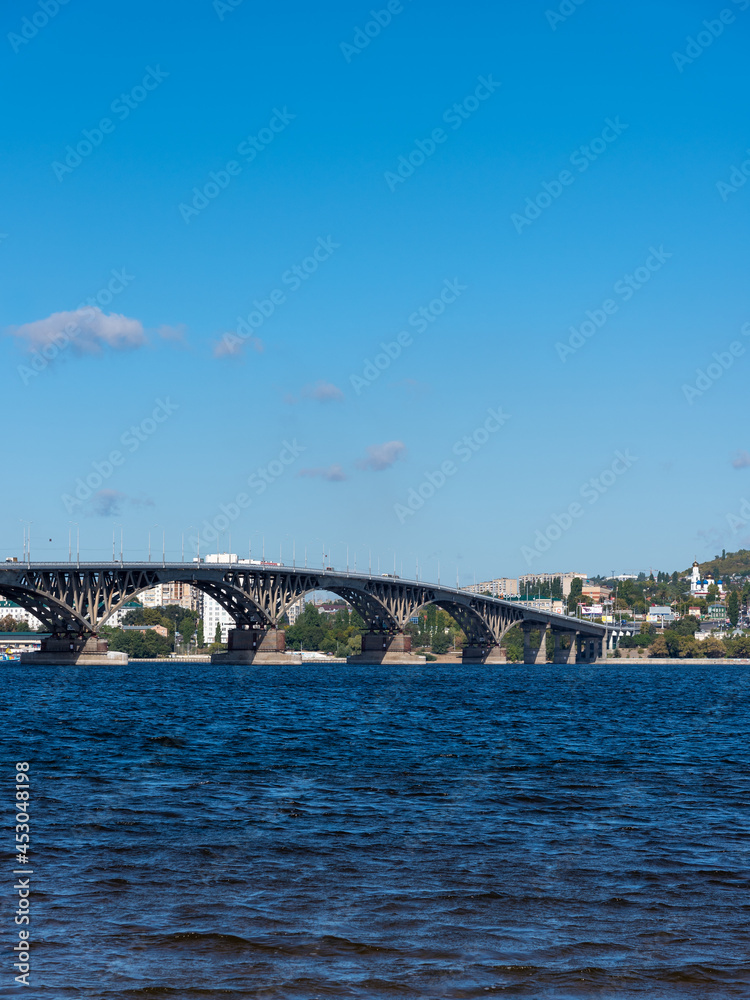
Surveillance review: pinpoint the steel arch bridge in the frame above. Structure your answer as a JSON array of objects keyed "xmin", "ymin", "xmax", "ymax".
[{"xmin": 0, "ymin": 560, "xmax": 607, "ymax": 662}]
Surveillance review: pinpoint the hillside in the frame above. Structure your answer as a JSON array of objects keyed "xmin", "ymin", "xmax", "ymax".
[{"xmin": 690, "ymin": 549, "xmax": 750, "ymax": 580}]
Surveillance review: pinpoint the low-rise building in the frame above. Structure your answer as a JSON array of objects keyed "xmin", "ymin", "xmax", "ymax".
[
  {"xmin": 107, "ymin": 600, "xmax": 144, "ymax": 627},
  {"xmin": 122, "ymin": 624, "xmax": 169, "ymax": 638},
  {"xmin": 582, "ymin": 584, "xmax": 613, "ymax": 603},
  {"xmin": 463, "ymin": 578, "xmax": 519, "ymax": 597},
  {"xmin": 507, "ymin": 596, "xmax": 564, "ymax": 615}
]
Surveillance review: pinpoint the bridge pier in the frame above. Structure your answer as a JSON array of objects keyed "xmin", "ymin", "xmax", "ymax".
[
  {"xmin": 553, "ymin": 629, "xmax": 578, "ymax": 664},
  {"xmin": 20, "ymin": 635, "xmax": 127, "ymax": 666},
  {"xmin": 211, "ymin": 628, "xmax": 300, "ymax": 666},
  {"xmin": 522, "ymin": 622, "xmax": 548, "ymax": 664},
  {"xmin": 576, "ymin": 634, "xmax": 604, "ymax": 663},
  {"xmin": 461, "ymin": 644, "xmax": 507, "ymax": 665},
  {"xmin": 347, "ymin": 632, "xmax": 426, "ymax": 665}
]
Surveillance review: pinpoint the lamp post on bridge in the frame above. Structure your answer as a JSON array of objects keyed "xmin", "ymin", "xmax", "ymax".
[
  {"xmin": 187, "ymin": 526, "xmax": 199, "ymax": 563},
  {"xmin": 20, "ymin": 520, "xmax": 32, "ymax": 565},
  {"xmin": 68, "ymin": 522, "xmax": 79, "ymax": 568},
  {"xmin": 113, "ymin": 525, "xmax": 123, "ymax": 563}
]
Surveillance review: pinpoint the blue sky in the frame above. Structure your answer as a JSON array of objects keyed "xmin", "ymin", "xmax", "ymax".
[{"xmin": 2, "ymin": 0, "xmax": 749, "ymax": 581}]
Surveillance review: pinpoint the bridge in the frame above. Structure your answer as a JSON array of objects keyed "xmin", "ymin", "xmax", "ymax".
[{"xmin": 0, "ymin": 561, "xmax": 608, "ymax": 665}]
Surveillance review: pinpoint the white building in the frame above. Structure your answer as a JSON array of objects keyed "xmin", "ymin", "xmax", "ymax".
[
  {"xmin": 107, "ymin": 600, "xmax": 144, "ymax": 627},
  {"xmin": 203, "ymin": 593, "xmax": 234, "ymax": 644},
  {"xmin": 286, "ymin": 598, "xmax": 305, "ymax": 625},
  {"xmin": 0, "ymin": 600, "xmax": 43, "ymax": 630},
  {"xmin": 690, "ymin": 561, "xmax": 725, "ymax": 598},
  {"xmin": 463, "ymin": 578, "xmax": 519, "ymax": 597}
]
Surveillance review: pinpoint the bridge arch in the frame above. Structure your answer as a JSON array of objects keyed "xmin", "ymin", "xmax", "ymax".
[{"xmin": 0, "ymin": 581, "xmax": 91, "ymax": 636}]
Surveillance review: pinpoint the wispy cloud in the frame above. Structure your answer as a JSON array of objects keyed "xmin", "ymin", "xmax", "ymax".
[
  {"xmin": 298, "ymin": 465, "xmax": 347, "ymax": 482},
  {"xmin": 356, "ymin": 440, "xmax": 406, "ymax": 471},
  {"xmin": 732, "ymin": 450, "xmax": 750, "ymax": 469},
  {"xmin": 87, "ymin": 490, "xmax": 155, "ymax": 517},
  {"xmin": 212, "ymin": 332, "xmax": 263, "ymax": 359},
  {"xmin": 285, "ymin": 380, "xmax": 345, "ymax": 404},
  {"xmin": 8, "ymin": 307, "xmax": 146, "ymax": 354},
  {"xmin": 302, "ymin": 380, "xmax": 344, "ymax": 402},
  {"xmin": 91, "ymin": 490, "xmax": 126, "ymax": 517},
  {"xmin": 394, "ymin": 378, "xmax": 430, "ymax": 397},
  {"xmin": 158, "ymin": 323, "xmax": 187, "ymax": 343}
]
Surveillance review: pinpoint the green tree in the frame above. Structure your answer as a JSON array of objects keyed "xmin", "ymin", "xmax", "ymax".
[
  {"xmin": 650, "ymin": 635, "xmax": 669, "ymax": 657},
  {"xmin": 676, "ymin": 636, "xmax": 698, "ymax": 658},
  {"xmin": 726, "ymin": 634, "xmax": 750, "ymax": 658},
  {"xmin": 727, "ymin": 590, "xmax": 740, "ymax": 627},
  {"xmin": 178, "ymin": 614, "xmax": 196, "ymax": 649},
  {"xmin": 567, "ymin": 577, "xmax": 583, "ymax": 612},
  {"xmin": 285, "ymin": 603, "xmax": 329, "ymax": 651},
  {"xmin": 502, "ymin": 624, "xmax": 523, "ymax": 661},
  {"xmin": 214, "ymin": 622, "xmax": 222, "ymax": 644},
  {"xmin": 196, "ymin": 620, "xmax": 204, "ymax": 648},
  {"xmin": 701, "ymin": 636, "xmax": 726, "ymax": 658},
  {"xmin": 100, "ymin": 625, "xmax": 172, "ymax": 658},
  {"xmin": 431, "ymin": 631, "xmax": 450, "ymax": 655}
]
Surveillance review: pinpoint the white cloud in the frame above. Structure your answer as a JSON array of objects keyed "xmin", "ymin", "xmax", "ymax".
[
  {"xmin": 732, "ymin": 450, "xmax": 750, "ymax": 469},
  {"xmin": 298, "ymin": 465, "xmax": 347, "ymax": 482},
  {"xmin": 301, "ymin": 381, "xmax": 344, "ymax": 402},
  {"xmin": 158, "ymin": 323, "xmax": 187, "ymax": 343},
  {"xmin": 9, "ymin": 307, "xmax": 146, "ymax": 354},
  {"xmin": 356, "ymin": 440, "xmax": 406, "ymax": 471},
  {"xmin": 212, "ymin": 331, "xmax": 263, "ymax": 359}
]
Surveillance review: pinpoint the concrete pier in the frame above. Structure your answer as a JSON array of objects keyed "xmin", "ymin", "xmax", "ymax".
[
  {"xmin": 461, "ymin": 644, "xmax": 507, "ymax": 664},
  {"xmin": 20, "ymin": 636, "xmax": 127, "ymax": 666},
  {"xmin": 211, "ymin": 628, "xmax": 301, "ymax": 665},
  {"xmin": 347, "ymin": 632, "xmax": 426, "ymax": 665}
]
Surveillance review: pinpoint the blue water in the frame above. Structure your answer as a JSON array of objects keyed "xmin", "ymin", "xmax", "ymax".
[{"xmin": 5, "ymin": 661, "xmax": 750, "ymax": 997}]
